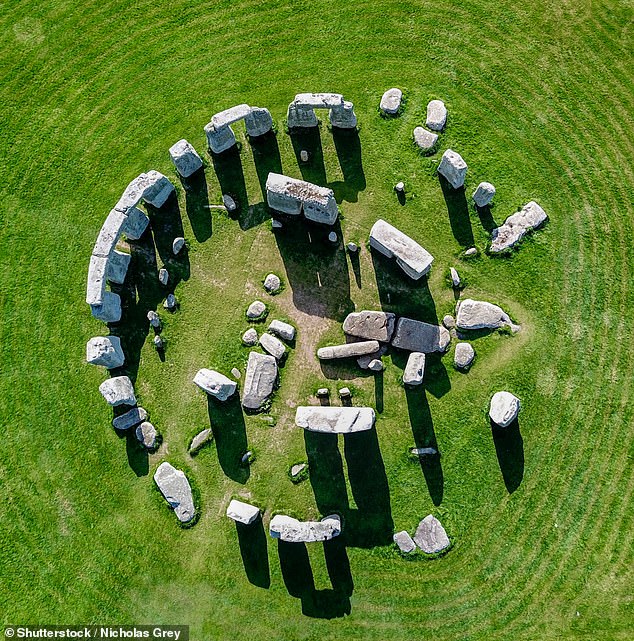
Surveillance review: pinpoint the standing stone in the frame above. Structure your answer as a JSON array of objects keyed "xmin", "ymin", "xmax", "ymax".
[
  {"xmin": 153, "ymin": 335, "xmax": 164, "ymax": 350},
  {"xmin": 472, "ymin": 182, "xmax": 496, "ymax": 207},
  {"xmin": 317, "ymin": 340, "xmax": 380, "ymax": 360},
  {"xmin": 231, "ymin": 367, "xmax": 241, "ymax": 379},
  {"xmin": 172, "ymin": 237, "xmax": 186, "ymax": 254},
  {"xmin": 143, "ymin": 170, "xmax": 175, "ymax": 208},
  {"xmin": 438, "ymin": 149, "xmax": 467, "ymax": 189},
  {"xmin": 168, "ymin": 139, "xmax": 203, "ymax": 178},
  {"xmin": 244, "ymin": 106, "xmax": 274, "ymax": 137},
  {"xmin": 268, "ymin": 320, "xmax": 296, "ymax": 341},
  {"xmin": 328, "ymin": 231, "xmax": 338, "ymax": 243},
  {"xmin": 368, "ymin": 359, "xmax": 383, "ymax": 372},
  {"xmin": 242, "ymin": 328, "xmax": 258, "ymax": 346},
  {"xmin": 223, "ymin": 194, "xmax": 237, "ymax": 212},
  {"xmin": 300, "ymin": 150, "xmax": 309, "ymax": 162},
  {"xmin": 393, "ymin": 530, "xmax": 416, "ymax": 554},
  {"xmin": 246, "ymin": 300, "xmax": 267, "ymax": 320},
  {"xmin": 450, "ymin": 267, "xmax": 461, "ymax": 288},
  {"xmin": 295, "ymin": 407, "xmax": 377, "ymax": 434},
  {"xmin": 90, "ymin": 291, "xmax": 122, "ymax": 323},
  {"xmin": 391, "ymin": 318, "xmax": 451, "ymax": 353},
  {"xmin": 346, "ymin": 242, "xmax": 359, "ymax": 253},
  {"xmin": 226, "ymin": 499, "xmax": 260, "ymax": 525},
  {"xmin": 338, "ymin": 387, "xmax": 352, "ymax": 398},
  {"xmin": 455, "ymin": 299, "xmax": 520, "ymax": 332},
  {"xmin": 153, "ymin": 462, "xmax": 196, "ymax": 523},
  {"xmin": 189, "ymin": 428, "xmax": 212, "ymax": 454},
  {"xmin": 316, "ymin": 388, "xmax": 329, "ymax": 397},
  {"xmin": 112, "ymin": 406, "xmax": 148, "ymax": 430},
  {"xmin": 269, "ymin": 514, "xmax": 342, "ymax": 543},
  {"xmin": 158, "ymin": 268, "xmax": 169, "ymax": 286},
  {"xmin": 395, "ymin": 181, "xmax": 405, "ymax": 193},
  {"xmin": 413, "ymin": 126, "xmax": 439, "ymax": 152},
  {"xmin": 242, "ymin": 352, "xmax": 277, "ymax": 410},
  {"xmin": 193, "ymin": 369, "xmax": 237, "ymax": 401},
  {"xmin": 122, "ymin": 206, "xmax": 150, "ymax": 241},
  {"xmin": 147, "ymin": 310, "xmax": 161, "ymax": 329},
  {"xmin": 163, "ymin": 294, "xmax": 177, "ymax": 311},
  {"xmin": 442, "ymin": 315, "xmax": 455, "ymax": 329},
  {"xmin": 86, "ymin": 336, "xmax": 125, "ymax": 369},
  {"xmin": 259, "ymin": 332, "xmax": 286, "ymax": 360},
  {"xmin": 489, "ymin": 391, "xmax": 521, "ymax": 427},
  {"xmin": 380, "ymin": 88, "xmax": 403, "ymax": 115},
  {"xmin": 489, "ymin": 201, "xmax": 548, "ymax": 253},
  {"xmin": 343, "ymin": 310, "xmax": 396, "ymax": 342},
  {"xmin": 106, "ymin": 250, "xmax": 131, "ymax": 285},
  {"xmin": 454, "ymin": 343, "xmax": 475, "ymax": 370},
  {"xmin": 414, "ymin": 515, "xmax": 450, "ymax": 553},
  {"xmin": 402, "ymin": 352, "xmax": 426, "ymax": 385},
  {"xmin": 464, "ymin": 247, "xmax": 478, "ymax": 257},
  {"xmin": 136, "ymin": 421, "xmax": 158, "ymax": 449},
  {"xmin": 263, "ymin": 273, "xmax": 281, "ymax": 293},
  {"xmin": 99, "ymin": 376, "xmax": 136, "ymax": 406},
  {"xmin": 426, "ymin": 100, "xmax": 447, "ymax": 131}
]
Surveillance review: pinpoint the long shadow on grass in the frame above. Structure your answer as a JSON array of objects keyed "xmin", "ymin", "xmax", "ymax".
[
  {"xmin": 236, "ymin": 518, "xmax": 270, "ymax": 588},
  {"xmin": 249, "ymin": 130, "xmax": 283, "ymax": 200},
  {"xmin": 491, "ymin": 418, "xmax": 524, "ymax": 493},
  {"xmin": 475, "ymin": 204, "xmax": 498, "ymax": 232},
  {"xmin": 182, "ymin": 167, "xmax": 212, "ymax": 242},
  {"xmin": 330, "ymin": 128, "xmax": 366, "ymax": 203},
  {"xmin": 438, "ymin": 175, "xmax": 474, "ymax": 248},
  {"xmin": 290, "ymin": 127, "xmax": 327, "ymax": 186},
  {"xmin": 207, "ymin": 395, "xmax": 249, "ymax": 483},
  {"xmin": 304, "ymin": 431, "xmax": 349, "ymax": 514}
]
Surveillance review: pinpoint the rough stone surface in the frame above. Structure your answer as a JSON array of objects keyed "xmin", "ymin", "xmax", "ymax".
[
  {"xmin": 368, "ymin": 359, "xmax": 384, "ymax": 372},
  {"xmin": 490, "ymin": 201, "xmax": 548, "ymax": 253},
  {"xmin": 300, "ymin": 150, "xmax": 309, "ymax": 162},
  {"xmin": 121, "ymin": 206, "xmax": 150, "ymax": 241},
  {"xmin": 291, "ymin": 463, "xmax": 307, "ymax": 477},
  {"xmin": 86, "ymin": 336, "xmax": 125, "ymax": 369},
  {"xmin": 242, "ymin": 328, "xmax": 258, "ymax": 346},
  {"xmin": 223, "ymin": 194, "xmax": 237, "ymax": 212},
  {"xmin": 438, "ymin": 149, "xmax": 467, "ymax": 189},
  {"xmin": 189, "ymin": 428, "xmax": 212, "ymax": 454},
  {"xmin": 106, "ymin": 250, "xmax": 130, "ymax": 285},
  {"xmin": 246, "ymin": 300, "xmax": 267, "ymax": 320},
  {"xmin": 90, "ymin": 292, "xmax": 122, "ymax": 323},
  {"xmin": 395, "ymin": 181, "xmax": 405, "ymax": 192},
  {"xmin": 295, "ymin": 406, "xmax": 375, "ymax": 434},
  {"xmin": 317, "ymin": 388, "xmax": 329, "ymax": 397},
  {"xmin": 172, "ymin": 237, "xmax": 186, "ymax": 254},
  {"xmin": 403, "ymin": 352, "xmax": 426, "ymax": 385},
  {"xmin": 144, "ymin": 170, "xmax": 175, "ymax": 208},
  {"xmin": 163, "ymin": 293, "xmax": 177, "ymax": 311},
  {"xmin": 244, "ymin": 106, "xmax": 273, "ymax": 137},
  {"xmin": 231, "ymin": 367, "xmax": 241, "ymax": 379},
  {"xmin": 268, "ymin": 320, "xmax": 295, "ymax": 342},
  {"xmin": 357, "ymin": 344, "xmax": 388, "ymax": 369},
  {"xmin": 442, "ymin": 315, "xmax": 455, "ymax": 329},
  {"xmin": 414, "ymin": 515, "xmax": 450, "ymax": 553},
  {"xmin": 489, "ymin": 391, "xmax": 521, "ymax": 427},
  {"xmin": 426, "ymin": 99, "xmax": 447, "ymax": 131},
  {"xmin": 153, "ymin": 462, "xmax": 195, "ymax": 523},
  {"xmin": 169, "ymin": 139, "xmax": 203, "ymax": 178},
  {"xmin": 329, "ymin": 100, "xmax": 357, "ymax": 129},
  {"xmin": 392, "ymin": 318, "xmax": 451, "ymax": 353},
  {"xmin": 464, "ymin": 247, "xmax": 478, "ymax": 257},
  {"xmin": 242, "ymin": 352, "xmax": 277, "ymax": 410},
  {"xmin": 153, "ymin": 335, "xmax": 164, "ymax": 350},
  {"xmin": 455, "ymin": 299, "xmax": 520, "ymax": 332},
  {"xmin": 193, "ymin": 369, "xmax": 237, "ymax": 401},
  {"xmin": 269, "ymin": 514, "xmax": 341, "ymax": 542},
  {"xmin": 158, "ymin": 267, "xmax": 169, "ymax": 286},
  {"xmin": 86, "ymin": 255, "xmax": 107, "ymax": 306},
  {"xmin": 136, "ymin": 421, "xmax": 157, "ymax": 449},
  {"xmin": 328, "ymin": 231, "xmax": 338, "ymax": 243},
  {"xmin": 271, "ymin": 219, "xmax": 283, "ymax": 229},
  {"xmin": 413, "ymin": 126, "xmax": 438, "ymax": 151},
  {"xmin": 259, "ymin": 332, "xmax": 286, "ymax": 360},
  {"xmin": 226, "ymin": 499, "xmax": 260, "ymax": 525},
  {"xmin": 450, "ymin": 267, "xmax": 461, "ymax": 288},
  {"xmin": 205, "ymin": 122, "xmax": 237, "ymax": 154},
  {"xmin": 266, "ymin": 172, "xmax": 338, "ymax": 224},
  {"xmin": 393, "ymin": 530, "xmax": 416, "ymax": 554},
  {"xmin": 343, "ymin": 310, "xmax": 396, "ymax": 342},
  {"xmin": 147, "ymin": 310, "xmax": 161, "ymax": 329},
  {"xmin": 263, "ymin": 273, "xmax": 281, "ymax": 293},
  {"xmin": 380, "ymin": 88, "xmax": 402, "ymax": 114},
  {"xmin": 370, "ymin": 219, "xmax": 434, "ymax": 279},
  {"xmin": 92, "ymin": 209, "xmax": 127, "ymax": 258},
  {"xmin": 339, "ymin": 387, "xmax": 351, "ymax": 397},
  {"xmin": 317, "ymin": 340, "xmax": 380, "ymax": 360},
  {"xmin": 241, "ymin": 450, "xmax": 254, "ymax": 465},
  {"xmin": 411, "ymin": 447, "xmax": 438, "ymax": 457},
  {"xmin": 454, "ymin": 343, "xmax": 475, "ymax": 370},
  {"xmin": 212, "ymin": 103, "xmax": 252, "ymax": 128},
  {"xmin": 346, "ymin": 242, "xmax": 359, "ymax": 252},
  {"xmin": 112, "ymin": 406, "xmax": 148, "ymax": 430},
  {"xmin": 473, "ymin": 182, "xmax": 496, "ymax": 207},
  {"xmin": 99, "ymin": 376, "xmax": 136, "ymax": 406}
]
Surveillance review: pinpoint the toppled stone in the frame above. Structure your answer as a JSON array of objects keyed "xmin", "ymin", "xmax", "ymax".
[
  {"xmin": 158, "ymin": 268, "xmax": 169, "ymax": 286},
  {"xmin": 328, "ymin": 231, "xmax": 338, "ymax": 243},
  {"xmin": 136, "ymin": 421, "xmax": 158, "ymax": 449},
  {"xmin": 242, "ymin": 328, "xmax": 258, "ymax": 346},
  {"xmin": 438, "ymin": 149, "xmax": 467, "ymax": 189},
  {"xmin": 242, "ymin": 352, "xmax": 277, "ymax": 410},
  {"xmin": 269, "ymin": 514, "xmax": 341, "ymax": 542},
  {"xmin": 380, "ymin": 88, "xmax": 403, "ymax": 114},
  {"xmin": 393, "ymin": 530, "xmax": 416, "ymax": 554},
  {"xmin": 90, "ymin": 291, "xmax": 122, "ymax": 323},
  {"xmin": 144, "ymin": 170, "xmax": 175, "ymax": 208},
  {"xmin": 413, "ymin": 126, "xmax": 438, "ymax": 152},
  {"xmin": 121, "ymin": 206, "xmax": 150, "ymax": 241},
  {"xmin": 172, "ymin": 237, "xmax": 186, "ymax": 254},
  {"xmin": 450, "ymin": 267, "xmax": 461, "ymax": 288},
  {"xmin": 153, "ymin": 335, "xmax": 164, "ymax": 350},
  {"xmin": 403, "ymin": 352, "xmax": 426, "ymax": 385},
  {"xmin": 147, "ymin": 310, "xmax": 161, "ymax": 329},
  {"xmin": 339, "ymin": 387, "xmax": 352, "ymax": 398},
  {"xmin": 231, "ymin": 367, "xmax": 241, "ymax": 379},
  {"xmin": 490, "ymin": 201, "xmax": 548, "ymax": 253},
  {"xmin": 426, "ymin": 99, "xmax": 447, "ymax": 131},
  {"xmin": 226, "ymin": 499, "xmax": 260, "ymax": 525},
  {"xmin": 86, "ymin": 336, "xmax": 125, "ymax": 369},
  {"xmin": 112, "ymin": 407, "xmax": 148, "ymax": 431},
  {"xmin": 473, "ymin": 182, "xmax": 496, "ymax": 208},
  {"xmin": 455, "ymin": 299, "xmax": 520, "ymax": 332},
  {"xmin": 193, "ymin": 369, "xmax": 237, "ymax": 401},
  {"xmin": 357, "ymin": 344, "xmax": 388, "ymax": 369},
  {"xmin": 300, "ymin": 150, "xmax": 309, "ymax": 162},
  {"xmin": 392, "ymin": 318, "xmax": 451, "ymax": 353},
  {"xmin": 464, "ymin": 247, "xmax": 478, "ymax": 257},
  {"xmin": 346, "ymin": 242, "xmax": 359, "ymax": 253},
  {"xmin": 99, "ymin": 376, "xmax": 136, "ymax": 406},
  {"xmin": 268, "ymin": 320, "xmax": 295, "ymax": 342},
  {"xmin": 454, "ymin": 343, "xmax": 475, "ymax": 370},
  {"xmin": 343, "ymin": 310, "xmax": 396, "ymax": 342},
  {"xmin": 263, "ymin": 273, "xmax": 281, "ymax": 293},
  {"xmin": 370, "ymin": 219, "xmax": 434, "ymax": 279},
  {"xmin": 244, "ymin": 106, "xmax": 274, "ymax": 137},
  {"xmin": 259, "ymin": 332, "xmax": 286, "ymax": 360},
  {"xmin": 223, "ymin": 194, "xmax": 237, "ymax": 212},
  {"xmin": 489, "ymin": 391, "xmax": 521, "ymax": 427},
  {"xmin": 442, "ymin": 315, "xmax": 455, "ymax": 329},
  {"xmin": 169, "ymin": 139, "xmax": 203, "ymax": 178},
  {"xmin": 246, "ymin": 300, "xmax": 267, "ymax": 320},
  {"xmin": 414, "ymin": 515, "xmax": 450, "ymax": 553},
  {"xmin": 295, "ymin": 406, "xmax": 375, "ymax": 434},
  {"xmin": 411, "ymin": 447, "xmax": 438, "ymax": 457},
  {"xmin": 86, "ymin": 255, "xmax": 107, "ymax": 306},
  {"xmin": 316, "ymin": 388, "xmax": 329, "ymax": 397},
  {"xmin": 189, "ymin": 428, "xmax": 212, "ymax": 454},
  {"xmin": 106, "ymin": 250, "xmax": 130, "ymax": 285},
  {"xmin": 317, "ymin": 340, "xmax": 380, "ymax": 360},
  {"xmin": 266, "ymin": 172, "xmax": 338, "ymax": 224},
  {"xmin": 368, "ymin": 359, "xmax": 383, "ymax": 372},
  {"xmin": 153, "ymin": 462, "xmax": 195, "ymax": 523}
]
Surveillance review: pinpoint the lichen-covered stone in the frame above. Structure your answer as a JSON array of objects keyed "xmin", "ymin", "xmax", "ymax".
[
  {"xmin": 153, "ymin": 462, "xmax": 195, "ymax": 523},
  {"xmin": 380, "ymin": 88, "xmax": 402, "ymax": 114},
  {"xmin": 193, "ymin": 369, "xmax": 237, "ymax": 401},
  {"xmin": 295, "ymin": 406, "xmax": 375, "ymax": 434},
  {"xmin": 99, "ymin": 376, "xmax": 136, "ymax": 406},
  {"xmin": 168, "ymin": 139, "xmax": 203, "ymax": 178},
  {"xmin": 343, "ymin": 310, "xmax": 396, "ymax": 342},
  {"xmin": 426, "ymin": 100, "xmax": 447, "ymax": 131},
  {"xmin": 438, "ymin": 149, "xmax": 467, "ymax": 189},
  {"xmin": 86, "ymin": 336, "xmax": 125, "ymax": 369},
  {"xmin": 490, "ymin": 201, "xmax": 548, "ymax": 253}
]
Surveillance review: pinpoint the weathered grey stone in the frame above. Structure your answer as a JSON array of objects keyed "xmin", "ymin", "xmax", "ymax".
[
  {"xmin": 414, "ymin": 515, "xmax": 450, "ymax": 553},
  {"xmin": 300, "ymin": 150, "xmax": 309, "ymax": 162},
  {"xmin": 242, "ymin": 352, "xmax": 277, "ymax": 410},
  {"xmin": 121, "ymin": 206, "xmax": 150, "ymax": 240},
  {"xmin": 473, "ymin": 182, "xmax": 496, "ymax": 207},
  {"xmin": 259, "ymin": 332, "xmax": 286, "ymax": 360},
  {"xmin": 86, "ymin": 336, "xmax": 125, "ymax": 369},
  {"xmin": 86, "ymin": 255, "xmax": 108, "ymax": 306},
  {"xmin": 292, "ymin": 92, "xmax": 344, "ymax": 109},
  {"xmin": 115, "ymin": 174, "xmax": 148, "ymax": 213},
  {"xmin": 144, "ymin": 170, "xmax": 175, "ymax": 208},
  {"xmin": 455, "ymin": 299, "xmax": 520, "ymax": 332},
  {"xmin": 189, "ymin": 428, "xmax": 212, "ymax": 454},
  {"xmin": 454, "ymin": 343, "xmax": 475, "ymax": 370},
  {"xmin": 411, "ymin": 447, "xmax": 438, "ymax": 457},
  {"xmin": 230, "ymin": 368, "xmax": 240, "ymax": 380},
  {"xmin": 271, "ymin": 219, "xmax": 283, "ymax": 230},
  {"xmin": 393, "ymin": 530, "xmax": 416, "ymax": 553},
  {"xmin": 438, "ymin": 149, "xmax": 467, "ymax": 189},
  {"xmin": 246, "ymin": 300, "xmax": 267, "ymax": 320},
  {"xmin": 392, "ymin": 318, "xmax": 451, "ymax": 353},
  {"xmin": 295, "ymin": 406, "xmax": 375, "ymax": 434},
  {"xmin": 169, "ymin": 139, "xmax": 203, "ymax": 178},
  {"xmin": 316, "ymin": 388, "xmax": 329, "ymax": 397},
  {"xmin": 172, "ymin": 237, "xmax": 186, "ymax": 254},
  {"xmin": 136, "ymin": 421, "xmax": 157, "ymax": 449},
  {"xmin": 403, "ymin": 352, "xmax": 426, "ymax": 385},
  {"xmin": 346, "ymin": 242, "xmax": 359, "ymax": 253},
  {"xmin": 226, "ymin": 499, "xmax": 260, "ymax": 525},
  {"xmin": 291, "ymin": 463, "xmax": 307, "ymax": 477},
  {"xmin": 426, "ymin": 99, "xmax": 447, "ymax": 131},
  {"xmin": 317, "ymin": 340, "xmax": 380, "ymax": 360},
  {"xmin": 413, "ymin": 126, "xmax": 438, "ymax": 152},
  {"xmin": 212, "ymin": 104, "xmax": 252, "ymax": 129},
  {"xmin": 464, "ymin": 247, "xmax": 478, "ymax": 257},
  {"xmin": 329, "ymin": 100, "xmax": 357, "ymax": 128},
  {"xmin": 147, "ymin": 310, "xmax": 161, "ymax": 329},
  {"xmin": 92, "ymin": 209, "xmax": 127, "ymax": 258},
  {"xmin": 269, "ymin": 514, "xmax": 341, "ymax": 542},
  {"xmin": 338, "ymin": 387, "xmax": 351, "ymax": 398},
  {"xmin": 450, "ymin": 267, "xmax": 461, "ymax": 288},
  {"xmin": 380, "ymin": 88, "xmax": 402, "ymax": 114},
  {"xmin": 112, "ymin": 406, "xmax": 148, "ymax": 430},
  {"xmin": 90, "ymin": 292, "xmax": 122, "ymax": 323},
  {"xmin": 368, "ymin": 359, "xmax": 383, "ymax": 372},
  {"xmin": 153, "ymin": 462, "xmax": 195, "ymax": 523},
  {"xmin": 204, "ymin": 122, "xmax": 237, "ymax": 154},
  {"xmin": 153, "ymin": 335, "xmax": 164, "ymax": 350},
  {"xmin": 357, "ymin": 344, "xmax": 388, "ymax": 369},
  {"xmin": 489, "ymin": 391, "xmax": 520, "ymax": 427},
  {"xmin": 193, "ymin": 369, "xmax": 237, "ymax": 401},
  {"xmin": 266, "ymin": 173, "xmax": 338, "ymax": 224},
  {"xmin": 241, "ymin": 450, "xmax": 254, "ymax": 464},
  {"xmin": 442, "ymin": 315, "xmax": 455, "ymax": 329},
  {"xmin": 222, "ymin": 194, "xmax": 237, "ymax": 212},
  {"xmin": 106, "ymin": 250, "xmax": 130, "ymax": 285},
  {"xmin": 343, "ymin": 310, "xmax": 396, "ymax": 342},
  {"xmin": 158, "ymin": 267, "xmax": 169, "ymax": 286},
  {"xmin": 395, "ymin": 181, "xmax": 405, "ymax": 192},
  {"xmin": 263, "ymin": 273, "xmax": 281, "ymax": 293},
  {"xmin": 244, "ymin": 106, "xmax": 273, "ymax": 137},
  {"xmin": 286, "ymin": 104, "xmax": 319, "ymax": 128},
  {"xmin": 242, "ymin": 327, "xmax": 258, "ymax": 346},
  {"xmin": 268, "ymin": 320, "xmax": 295, "ymax": 342},
  {"xmin": 369, "ymin": 219, "xmax": 434, "ymax": 279},
  {"xmin": 328, "ymin": 231, "xmax": 338, "ymax": 243},
  {"xmin": 163, "ymin": 293, "xmax": 177, "ymax": 311},
  {"xmin": 490, "ymin": 201, "xmax": 548, "ymax": 253},
  {"xmin": 99, "ymin": 376, "xmax": 136, "ymax": 406}
]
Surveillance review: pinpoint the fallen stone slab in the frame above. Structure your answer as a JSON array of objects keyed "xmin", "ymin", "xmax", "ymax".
[
  {"xmin": 438, "ymin": 149, "xmax": 467, "ymax": 189},
  {"xmin": 369, "ymin": 219, "xmax": 434, "ymax": 279},
  {"xmin": 268, "ymin": 320, "xmax": 295, "ymax": 342},
  {"xmin": 473, "ymin": 182, "xmax": 496, "ymax": 207},
  {"xmin": 357, "ymin": 344, "xmax": 388, "ymax": 369},
  {"xmin": 455, "ymin": 299, "xmax": 520, "ymax": 332},
  {"xmin": 90, "ymin": 291, "xmax": 122, "ymax": 323},
  {"xmin": 144, "ymin": 170, "xmax": 175, "ymax": 208},
  {"xmin": 193, "ymin": 369, "xmax": 237, "ymax": 401},
  {"xmin": 490, "ymin": 201, "xmax": 548, "ymax": 253},
  {"xmin": 426, "ymin": 99, "xmax": 447, "ymax": 131},
  {"xmin": 295, "ymin": 406, "xmax": 375, "ymax": 434},
  {"xmin": 414, "ymin": 515, "xmax": 450, "ymax": 553},
  {"xmin": 112, "ymin": 406, "xmax": 148, "ymax": 430},
  {"xmin": 223, "ymin": 194, "xmax": 237, "ymax": 212},
  {"xmin": 86, "ymin": 336, "xmax": 125, "ymax": 369},
  {"xmin": 393, "ymin": 530, "xmax": 416, "ymax": 554},
  {"xmin": 153, "ymin": 462, "xmax": 196, "ymax": 523},
  {"xmin": 107, "ymin": 250, "xmax": 130, "ymax": 285},
  {"xmin": 242, "ymin": 352, "xmax": 277, "ymax": 410},
  {"xmin": 226, "ymin": 499, "xmax": 260, "ymax": 525},
  {"xmin": 343, "ymin": 310, "xmax": 396, "ymax": 342},
  {"xmin": 410, "ymin": 447, "xmax": 438, "ymax": 457},
  {"xmin": 489, "ymin": 391, "xmax": 521, "ymax": 427},
  {"xmin": 259, "ymin": 332, "xmax": 286, "ymax": 360},
  {"xmin": 380, "ymin": 88, "xmax": 402, "ymax": 114},
  {"xmin": 392, "ymin": 318, "xmax": 451, "ymax": 353},
  {"xmin": 454, "ymin": 343, "xmax": 475, "ymax": 370},
  {"xmin": 121, "ymin": 206, "xmax": 150, "ymax": 241},
  {"xmin": 403, "ymin": 351, "xmax": 426, "ymax": 385},
  {"xmin": 189, "ymin": 428, "xmax": 212, "ymax": 454},
  {"xmin": 169, "ymin": 139, "xmax": 203, "ymax": 178},
  {"xmin": 99, "ymin": 376, "xmax": 136, "ymax": 406},
  {"xmin": 269, "ymin": 513, "xmax": 341, "ymax": 542},
  {"xmin": 92, "ymin": 209, "xmax": 127, "ymax": 258},
  {"xmin": 413, "ymin": 126, "xmax": 438, "ymax": 152},
  {"xmin": 317, "ymin": 340, "xmax": 380, "ymax": 360}
]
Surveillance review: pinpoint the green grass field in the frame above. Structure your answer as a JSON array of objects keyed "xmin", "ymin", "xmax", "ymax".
[{"xmin": 1, "ymin": 0, "xmax": 633, "ymax": 639}]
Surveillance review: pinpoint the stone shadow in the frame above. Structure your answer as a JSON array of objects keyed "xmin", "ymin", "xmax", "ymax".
[
  {"xmin": 210, "ymin": 146, "xmax": 252, "ymax": 229},
  {"xmin": 181, "ymin": 167, "xmax": 212, "ymax": 243},
  {"xmin": 375, "ymin": 370, "xmax": 384, "ymax": 413},
  {"xmin": 347, "ymin": 249, "xmax": 361, "ymax": 289},
  {"xmin": 475, "ymin": 204, "xmax": 498, "ymax": 232},
  {"xmin": 330, "ymin": 128, "xmax": 366, "ymax": 203},
  {"xmin": 249, "ymin": 130, "xmax": 283, "ymax": 201},
  {"xmin": 319, "ymin": 354, "xmax": 375, "ymax": 382},
  {"xmin": 289, "ymin": 127, "xmax": 327, "ymax": 186},
  {"xmin": 304, "ymin": 431, "xmax": 349, "ymax": 514},
  {"xmin": 207, "ymin": 395, "xmax": 250, "ymax": 483},
  {"xmin": 236, "ymin": 518, "xmax": 270, "ymax": 588},
  {"xmin": 438, "ymin": 175, "xmax": 474, "ymax": 248},
  {"xmin": 491, "ymin": 418, "xmax": 524, "ymax": 493}
]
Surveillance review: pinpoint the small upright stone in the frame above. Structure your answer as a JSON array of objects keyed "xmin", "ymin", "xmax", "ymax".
[
  {"xmin": 413, "ymin": 126, "xmax": 438, "ymax": 152},
  {"xmin": 450, "ymin": 267, "xmax": 461, "ymax": 288},
  {"xmin": 346, "ymin": 242, "xmax": 359, "ymax": 253},
  {"xmin": 136, "ymin": 421, "xmax": 158, "ymax": 449},
  {"xmin": 153, "ymin": 335, "xmax": 164, "ymax": 350},
  {"xmin": 380, "ymin": 88, "xmax": 403, "ymax": 115},
  {"xmin": 263, "ymin": 273, "xmax": 281, "ymax": 293},
  {"xmin": 454, "ymin": 343, "xmax": 475, "ymax": 370},
  {"xmin": 489, "ymin": 391, "xmax": 520, "ymax": 427},
  {"xmin": 242, "ymin": 328, "xmax": 258, "ymax": 346},
  {"xmin": 438, "ymin": 149, "xmax": 467, "ymax": 189},
  {"xmin": 246, "ymin": 300, "xmax": 267, "ymax": 320},
  {"xmin": 223, "ymin": 194, "xmax": 237, "ymax": 212},
  {"xmin": 147, "ymin": 310, "xmax": 161, "ymax": 329},
  {"xmin": 86, "ymin": 336, "xmax": 125, "ymax": 369},
  {"xmin": 343, "ymin": 310, "xmax": 396, "ymax": 342},
  {"xmin": 300, "ymin": 150, "xmax": 309, "ymax": 162},
  {"xmin": 168, "ymin": 139, "xmax": 203, "ymax": 178},
  {"xmin": 163, "ymin": 294, "xmax": 177, "ymax": 311},
  {"xmin": 414, "ymin": 515, "xmax": 450, "ymax": 553},
  {"xmin": 426, "ymin": 100, "xmax": 447, "ymax": 131},
  {"xmin": 442, "ymin": 315, "xmax": 455, "ymax": 329},
  {"xmin": 172, "ymin": 237, "xmax": 186, "ymax": 254},
  {"xmin": 339, "ymin": 387, "xmax": 351, "ymax": 398},
  {"xmin": 368, "ymin": 359, "xmax": 383, "ymax": 372},
  {"xmin": 317, "ymin": 388, "xmax": 329, "ymax": 397},
  {"xmin": 158, "ymin": 268, "xmax": 169, "ymax": 286},
  {"xmin": 393, "ymin": 530, "xmax": 416, "ymax": 554},
  {"xmin": 328, "ymin": 231, "xmax": 338, "ymax": 243},
  {"xmin": 395, "ymin": 181, "xmax": 405, "ymax": 193},
  {"xmin": 472, "ymin": 182, "xmax": 496, "ymax": 207},
  {"xmin": 99, "ymin": 376, "xmax": 136, "ymax": 406},
  {"xmin": 465, "ymin": 247, "xmax": 478, "ymax": 257}
]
